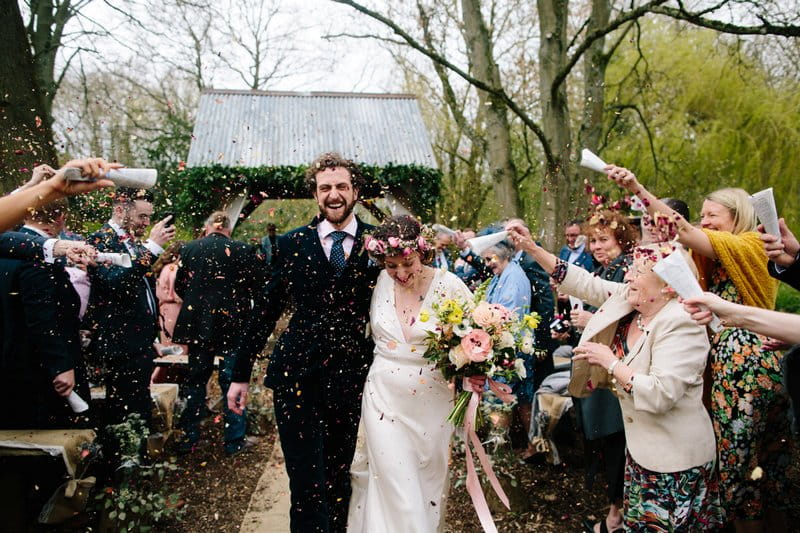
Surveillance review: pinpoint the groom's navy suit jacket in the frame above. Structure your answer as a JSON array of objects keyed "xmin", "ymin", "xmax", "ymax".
[{"xmin": 232, "ymin": 216, "xmax": 379, "ymax": 386}]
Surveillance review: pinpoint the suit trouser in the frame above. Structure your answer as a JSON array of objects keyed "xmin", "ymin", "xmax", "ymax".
[
  {"xmin": 178, "ymin": 345, "xmax": 246, "ymax": 452},
  {"xmin": 106, "ymin": 351, "xmax": 153, "ymax": 426},
  {"xmin": 273, "ymin": 370, "xmax": 364, "ymax": 533}
]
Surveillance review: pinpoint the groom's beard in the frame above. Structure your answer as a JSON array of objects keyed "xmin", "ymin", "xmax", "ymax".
[{"xmin": 319, "ymin": 197, "xmax": 357, "ymax": 225}]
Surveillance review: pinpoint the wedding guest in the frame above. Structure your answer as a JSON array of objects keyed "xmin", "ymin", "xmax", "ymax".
[
  {"xmin": 150, "ymin": 240, "xmax": 188, "ymax": 384},
  {"xmin": 509, "ymin": 223, "xmax": 723, "ymax": 531},
  {"xmin": 568, "ymin": 210, "xmax": 638, "ymax": 533},
  {"xmin": 153, "ymin": 240, "xmax": 187, "ymax": 354},
  {"xmin": 559, "ymin": 219, "xmax": 596, "ymax": 271},
  {"xmin": 84, "ymin": 188, "xmax": 174, "ymax": 427},
  {"xmin": 639, "ymin": 198, "xmax": 689, "ymax": 245},
  {"xmin": 173, "ymin": 212, "xmax": 266, "ymax": 456},
  {"xmin": 432, "ymin": 230, "xmax": 454, "ymax": 270},
  {"xmin": 760, "ymin": 217, "xmax": 800, "ymax": 291},
  {"xmin": 480, "ymin": 241, "xmax": 534, "ymax": 446},
  {"xmin": 607, "ymin": 166, "xmax": 792, "ymax": 530}
]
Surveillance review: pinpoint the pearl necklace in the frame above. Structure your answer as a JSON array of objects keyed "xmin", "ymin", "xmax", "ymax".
[{"xmin": 636, "ymin": 313, "xmax": 647, "ymax": 332}]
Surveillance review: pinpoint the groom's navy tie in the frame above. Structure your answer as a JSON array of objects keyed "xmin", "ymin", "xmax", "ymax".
[{"xmin": 329, "ymin": 231, "xmax": 348, "ymax": 275}]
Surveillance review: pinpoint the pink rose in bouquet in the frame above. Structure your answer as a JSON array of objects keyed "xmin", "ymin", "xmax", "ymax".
[
  {"xmin": 472, "ymin": 301, "xmax": 511, "ymax": 329},
  {"xmin": 460, "ymin": 330, "xmax": 493, "ymax": 362}
]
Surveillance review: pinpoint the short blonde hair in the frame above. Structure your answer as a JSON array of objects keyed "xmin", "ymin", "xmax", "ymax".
[{"xmin": 705, "ymin": 188, "xmax": 757, "ymax": 235}]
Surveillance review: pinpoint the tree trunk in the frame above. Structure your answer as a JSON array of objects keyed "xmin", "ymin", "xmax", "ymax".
[
  {"xmin": 537, "ymin": 0, "xmax": 572, "ymax": 250},
  {"xmin": 461, "ymin": 0, "xmax": 520, "ymax": 218},
  {"xmin": 0, "ymin": 0, "xmax": 57, "ymax": 192},
  {"xmin": 578, "ymin": 0, "xmax": 611, "ymax": 164}
]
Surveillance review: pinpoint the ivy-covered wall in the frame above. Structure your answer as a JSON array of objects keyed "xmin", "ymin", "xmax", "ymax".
[{"xmin": 172, "ymin": 163, "xmax": 442, "ymax": 227}]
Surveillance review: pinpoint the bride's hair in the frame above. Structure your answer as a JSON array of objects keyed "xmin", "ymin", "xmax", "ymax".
[{"xmin": 364, "ymin": 215, "xmax": 436, "ymax": 266}]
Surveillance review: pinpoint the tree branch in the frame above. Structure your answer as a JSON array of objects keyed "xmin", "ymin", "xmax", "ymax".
[
  {"xmin": 650, "ymin": 4, "xmax": 800, "ymax": 37},
  {"xmin": 331, "ymin": 0, "xmax": 555, "ymax": 165},
  {"xmin": 551, "ymin": 0, "xmax": 668, "ymax": 94},
  {"xmin": 608, "ymin": 103, "xmax": 660, "ymax": 183}
]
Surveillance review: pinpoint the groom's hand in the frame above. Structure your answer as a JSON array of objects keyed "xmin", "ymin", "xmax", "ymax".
[{"xmin": 227, "ymin": 382, "xmax": 250, "ymax": 415}]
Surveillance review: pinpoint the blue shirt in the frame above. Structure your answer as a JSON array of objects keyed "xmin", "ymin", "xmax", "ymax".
[{"xmin": 485, "ymin": 261, "xmax": 531, "ymax": 317}]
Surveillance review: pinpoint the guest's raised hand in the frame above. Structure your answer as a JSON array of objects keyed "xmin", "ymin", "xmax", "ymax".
[
  {"xmin": 19, "ymin": 164, "xmax": 57, "ymax": 191},
  {"xmin": 453, "ymin": 231, "xmax": 469, "ymax": 251},
  {"xmin": 682, "ymin": 292, "xmax": 737, "ymax": 327},
  {"xmin": 45, "ymin": 158, "xmax": 118, "ymax": 197},
  {"xmin": 149, "ymin": 216, "xmax": 176, "ymax": 247},
  {"xmin": 505, "ymin": 221, "xmax": 535, "ymax": 252},
  {"xmin": 605, "ymin": 165, "xmax": 641, "ymax": 193},
  {"xmin": 759, "ymin": 218, "xmax": 799, "ymax": 267}
]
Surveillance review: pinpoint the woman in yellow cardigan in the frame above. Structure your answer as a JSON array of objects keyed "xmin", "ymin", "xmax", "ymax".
[{"xmin": 607, "ymin": 166, "xmax": 792, "ymax": 533}]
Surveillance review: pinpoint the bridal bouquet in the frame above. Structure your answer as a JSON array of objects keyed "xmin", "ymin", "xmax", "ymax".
[{"xmin": 421, "ymin": 284, "xmax": 540, "ymax": 428}]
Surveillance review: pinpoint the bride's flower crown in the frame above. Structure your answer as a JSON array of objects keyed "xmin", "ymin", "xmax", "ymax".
[{"xmin": 363, "ymin": 225, "xmax": 436, "ymax": 259}]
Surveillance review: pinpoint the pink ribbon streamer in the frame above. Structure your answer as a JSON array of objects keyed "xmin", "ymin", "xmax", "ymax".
[{"xmin": 463, "ymin": 379, "xmax": 514, "ymax": 533}]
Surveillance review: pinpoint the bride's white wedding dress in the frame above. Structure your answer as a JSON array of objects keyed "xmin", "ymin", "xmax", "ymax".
[{"xmin": 348, "ymin": 268, "xmax": 472, "ymax": 532}]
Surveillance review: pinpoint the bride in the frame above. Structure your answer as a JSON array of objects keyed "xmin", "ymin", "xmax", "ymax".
[{"xmin": 347, "ymin": 215, "xmax": 475, "ymax": 532}]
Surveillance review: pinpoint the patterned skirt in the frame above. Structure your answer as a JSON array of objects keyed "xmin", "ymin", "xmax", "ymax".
[{"xmin": 623, "ymin": 452, "xmax": 724, "ymax": 532}]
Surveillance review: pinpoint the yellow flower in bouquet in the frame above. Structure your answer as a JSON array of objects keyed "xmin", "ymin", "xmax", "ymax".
[{"xmin": 522, "ymin": 313, "xmax": 540, "ymax": 330}]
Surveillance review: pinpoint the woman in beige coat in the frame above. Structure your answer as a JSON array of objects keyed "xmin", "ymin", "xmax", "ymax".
[{"xmin": 507, "ymin": 222, "xmax": 722, "ymax": 532}]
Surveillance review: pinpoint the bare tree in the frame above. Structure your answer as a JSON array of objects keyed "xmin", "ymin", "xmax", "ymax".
[{"xmin": 332, "ymin": 0, "xmax": 800, "ymax": 248}]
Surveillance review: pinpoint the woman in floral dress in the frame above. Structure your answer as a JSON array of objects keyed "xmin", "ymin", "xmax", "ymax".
[{"xmin": 609, "ymin": 167, "xmax": 793, "ymax": 531}]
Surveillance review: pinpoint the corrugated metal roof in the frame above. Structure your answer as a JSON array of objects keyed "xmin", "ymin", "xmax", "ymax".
[{"xmin": 187, "ymin": 89, "xmax": 437, "ymax": 168}]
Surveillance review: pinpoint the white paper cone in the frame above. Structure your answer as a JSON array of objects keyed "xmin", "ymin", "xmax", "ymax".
[
  {"xmin": 97, "ymin": 253, "xmax": 132, "ymax": 268},
  {"xmin": 467, "ymin": 230, "xmax": 509, "ymax": 256},
  {"xmin": 66, "ymin": 391, "xmax": 89, "ymax": 413},
  {"xmin": 106, "ymin": 168, "xmax": 157, "ymax": 188},
  {"xmin": 63, "ymin": 167, "xmax": 157, "ymax": 188},
  {"xmin": 568, "ymin": 296, "xmax": 584, "ymax": 312},
  {"xmin": 750, "ymin": 188, "xmax": 780, "ymax": 243},
  {"xmin": 431, "ymin": 224, "xmax": 457, "ymax": 237},
  {"xmin": 653, "ymin": 251, "xmax": 723, "ymax": 333},
  {"xmin": 579, "ymin": 149, "xmax": 608, "ymax": 173}
]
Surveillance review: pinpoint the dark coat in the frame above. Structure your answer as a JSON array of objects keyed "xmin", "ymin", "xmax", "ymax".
[
  {"xmin": 0, "ymin": 231, "xmax": 47, "ymax": 260},
  {"xmin": 769, "ymin": 259, "xmax": 800, "ymax": 292},
  {"xmin": 83, "ymin": 224, "xmax": 159, "ymax": 358},
  {"xmin": 172, "ymin": 232, "xmax": 267, "ymax": 351},
  {"xmin": 574, "ymin": 253, "xmax": 631, "ymax": 440},
  {"xmin": 232, "ymin": 216, "xmax": 380, "ymax": 386},
  {"xmin": 0, "ymin": 251, "xmax": 85, "ymax": 428},
  {"xmin": 559, "ymin": 245, "xmax": 597, "ymax": 272}
]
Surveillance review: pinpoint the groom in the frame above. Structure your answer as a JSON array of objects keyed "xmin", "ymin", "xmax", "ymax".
[{"xmin": 227, "ymin": 153, "xmax": 379, "ymax": 533}]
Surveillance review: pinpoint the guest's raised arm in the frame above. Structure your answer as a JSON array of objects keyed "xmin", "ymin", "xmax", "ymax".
[
  {"xmin": 683, "ymin": 292, "xmax": 800, "ymax": 345},
  {"xmin": 605, "ymin": 165, "xmax": 717, "ymax": 259},
  {"xmin": 0, "ymin": 158, "xmax": 116, "ymax": 232}
]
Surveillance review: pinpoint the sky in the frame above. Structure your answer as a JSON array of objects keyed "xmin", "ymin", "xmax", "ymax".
[{"xmin": 71, "ymin": 0, "xmax": 402, "ymax": 94}]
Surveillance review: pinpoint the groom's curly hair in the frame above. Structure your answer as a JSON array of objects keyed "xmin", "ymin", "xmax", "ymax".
[
  {"xmin": 304, "ymin": 152, "xmax": 366, "ymax": 194},
  {"xmin": 370, "ymin": 215, "xmax": 435, "ymax": 267}
]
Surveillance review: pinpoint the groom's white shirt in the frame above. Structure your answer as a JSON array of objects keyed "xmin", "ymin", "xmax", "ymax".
[{"xmin": 317, "ymin": 217, "xmax": 357, "ymax": 259}]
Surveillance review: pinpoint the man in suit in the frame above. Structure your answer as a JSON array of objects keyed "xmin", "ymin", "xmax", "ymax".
[
  {"xmin": 0, "ymin": 199, "xmax": 88, "ymax": 429},
  {"xmin": 762, "ymin": 217, "xmax": 800, "ymax": 291},
  {"xmin": 558, "ymin": 219, "xmax": 596, "ymax": 271},
  {"xmin": 172, "ymin": 211, "xmax": 267, "ymax": 456},
  {"xmin": 228, "ymin": 152, "xmax": 379, "ymax": 533},
  {"xmin": 84, "ymin": 188, "xmax": 174, "ymax": 426}
]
